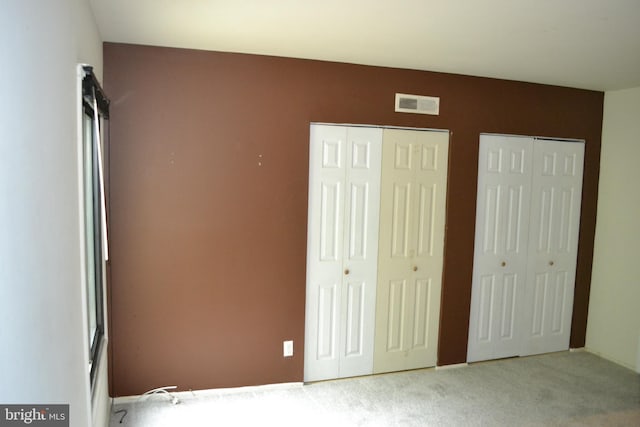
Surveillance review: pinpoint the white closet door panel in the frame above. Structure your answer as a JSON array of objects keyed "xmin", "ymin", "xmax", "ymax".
[
  {"xmin": 305, "ymin": 124, "xmax": 381, "ymax": 382},
  {"xmin": 391, "ymin": 182, "xmax": 412, "ymax": 258},
  {"xmin": 338, "ymin": 126, "xmax": 381, "ymax": 378},
  {"xmin": 343, "ymin": 280, "xmax": 365, "ymax": 356},
  {"xmin": 386, "ymin": 279, "xmax": 408, "ymax": 352},
  {"xmin": 411, "ymin": 278, "xmax": 432, "ymax": 349},
  {"xmin": 305, "ymin": 124, "xmax": 347, "ymax": 381},
  {"xmin": 374, "ymin": 129, "xmax": 415, "ymax": 373},
  {"xmin": 407, "ymin": 131, "xmax": 448, "ymax": 368},
  {"xmin": 521, "ymin": 139, "xmax": 584, "ymax": 356},
  {"xmin": 319, "ymin": 182, "xmax": 342, "ymax": 261},
  {"xmin": 316, "ymin": 283, "xmax": 339, "ymax": 360},
  {"xmin": 375, "ymin": 129, "xmax": 448, "ymax": 373},
  {"xmin": 468, "ymin": 135, "xmax": 533, "ymax": 362},
  {"xmin": 339, "ymin": 278, "xmax": 371, "ymax": 376}
]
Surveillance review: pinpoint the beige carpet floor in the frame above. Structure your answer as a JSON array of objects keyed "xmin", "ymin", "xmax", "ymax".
[{"xmin": 110, "ymin": 351, "xmax": 640, "ymax": 426}]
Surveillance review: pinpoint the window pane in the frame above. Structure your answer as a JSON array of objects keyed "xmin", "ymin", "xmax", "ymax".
[
  {"xmin": 84, "ymin": 111, "xmax": 98, "ymax": 352},
  {"xmin": 82, "ymin": 67, "xmax": 108, "ymax": 388}
]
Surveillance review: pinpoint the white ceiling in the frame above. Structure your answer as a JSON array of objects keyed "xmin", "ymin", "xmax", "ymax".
[{"xmin": 89, "ymin": 0, "xmax": 640, "ymax": 91}]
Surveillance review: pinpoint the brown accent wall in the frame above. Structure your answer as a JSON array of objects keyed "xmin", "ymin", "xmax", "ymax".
[{"xmin": 104, "ymin": 43, "xmax": 603, "ymax": 396}]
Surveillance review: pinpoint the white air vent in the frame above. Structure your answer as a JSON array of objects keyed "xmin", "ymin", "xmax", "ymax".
[{"xmin": 395, "ymin": 93, "xmax": 440, "ymax": 115}]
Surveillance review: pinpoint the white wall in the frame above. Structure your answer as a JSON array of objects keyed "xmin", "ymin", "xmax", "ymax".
[
  {"xmin": 0, "ymin": 1, "xmax": 105, "ymax": 426},
  {"xmin": 586, "ymin": 86, "xmax": 640, "ymax": 373}
]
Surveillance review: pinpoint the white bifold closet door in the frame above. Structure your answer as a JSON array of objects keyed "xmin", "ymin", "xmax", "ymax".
[
  {"xmin": 467, "ymin": 135, "xmax": 534, "ymax": 362},
  {"xmin": 467, "ymin": 134, "xmax": 584, "ymax": 363},
  {"xmin": 521, "ymin": 139, "xmax": 584, "ymax": 356},
  {"xmin": 304, "ymin": 124, "xmax": 382, "ymax": 382},
  {"xmin": 374, "ymin": 128, "xmax": 449, "ymax": 373}
]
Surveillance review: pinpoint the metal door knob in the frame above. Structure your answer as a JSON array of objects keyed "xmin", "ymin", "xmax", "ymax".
[
  {"xmin": 549, "ymin": 261, "xmax": 554, "ymax": 266},
  {"xmin": 501, "ymin": 261, "xmax": 506, "ymax": 267},
  {"xmin": 413, "ymin": 266, "xmax": 418, "ymax": 272},
  {"xmin": 344, "ymin": 269, "xmax": 350, "ymax": 275}
]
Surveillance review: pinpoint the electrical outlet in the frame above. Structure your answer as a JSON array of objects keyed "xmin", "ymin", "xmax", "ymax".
[{"xmin": 283, "ymin": 340, "xmax": 293, "ymax": 357}]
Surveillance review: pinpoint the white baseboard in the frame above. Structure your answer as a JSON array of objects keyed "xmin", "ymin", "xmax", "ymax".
[
  {"xmin": 435, "ymin": 362, "xmax": 468, "ymax": 370},
  {"xmin": 113, "ymin": 382, "xmax": 304, "ymax": 405},
  {"xmin": 583, "ymin": 347, "xmax": 638, "ymax": 372}
]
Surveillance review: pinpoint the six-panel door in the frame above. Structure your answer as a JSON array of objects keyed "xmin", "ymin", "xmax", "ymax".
[
  {"xmin": 374, "ymin": 128, "xmax": 449, "ymax": 373},
  {"xmin": 467, "ymin": 135, "xmax": 534, "ymax": 362},
  {"xmin": 521, "ymin": 140, "xmax": 584, "ymax": 356},
  {"xmin": 304, "ymin": 124, "xmax": 382, "ymax": 382}
]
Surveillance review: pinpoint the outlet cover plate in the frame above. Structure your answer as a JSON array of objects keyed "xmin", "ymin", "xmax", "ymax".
[{"xmin": 283, "ymin": 340, "xmax": 293, "ymax": 357}]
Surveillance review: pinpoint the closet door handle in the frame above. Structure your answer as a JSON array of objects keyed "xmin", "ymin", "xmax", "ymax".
[
  {"xmin": 549, "ymin": 261, "xmax": 554, "ymax": 266},
  {"xmin": 344, "ymin": 269, "xmax": 350, "ymax": 275},
  {"xmin": 413, "ymin": 266, "xmax": 418, "ymax": 272},
  {"xmin": 501, "ymin": 261, "xmax": 506, "ymax": 267}
]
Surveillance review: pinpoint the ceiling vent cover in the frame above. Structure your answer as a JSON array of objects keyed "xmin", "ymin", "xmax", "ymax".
[{"xmin": 395, "ymin": 93, "xmax": 440, "ymax": 115}]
